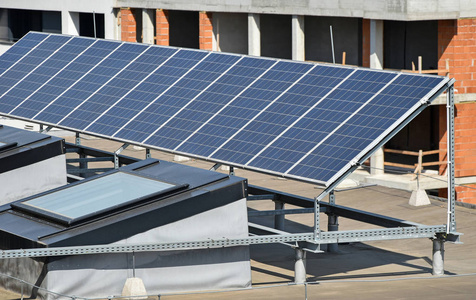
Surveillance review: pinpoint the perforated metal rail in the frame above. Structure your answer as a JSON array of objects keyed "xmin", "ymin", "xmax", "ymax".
[{"xmin": 0, "ymin": 226, "xmax": 446, "ymax": 259}]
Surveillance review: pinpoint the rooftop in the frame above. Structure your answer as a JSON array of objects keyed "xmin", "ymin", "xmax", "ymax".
[{"xmin": 1, "ymin": 134, "xmax": 474, "ymax": 299}]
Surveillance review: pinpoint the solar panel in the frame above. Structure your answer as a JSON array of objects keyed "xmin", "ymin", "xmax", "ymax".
[{"xmin": 0, "ymin": 32, "xmax": 450, "ymax": 187}]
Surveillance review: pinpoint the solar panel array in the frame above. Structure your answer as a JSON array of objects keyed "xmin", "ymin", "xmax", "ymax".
[{"xmin": 0, "ymin": 32, "xmax": 449, "ymax": 186}]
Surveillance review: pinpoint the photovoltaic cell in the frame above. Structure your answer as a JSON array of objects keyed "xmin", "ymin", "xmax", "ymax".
[
  {"xmin": 0, "ymin": 32, "xmax": 450, "ymax": 187},
  {"xmin": 112, "ymin": 49, "xmax": 210, "ymax": 142},
  {"xmin": 0, "ymin": 35, "xmax": 73, "ymax": 112},
  {"xmin": 139, "ymin": 53, "xmax": 243, "ymax": 149},
  {"xmin": 85, "ymin": 47, "xmax": 179, "ymax": 136},
  {"xmin": 58, "ymin": 43, "xmax": 152, "ymax": 130},
  {"xmin": 175, "ymin": 57, "xmax": 277, "ymax": 156},
  {"xmin": 9, "ymin": 37, "xmax": 97, "ymax": 119},
  {"xmin": 31, "ymin": 40, "xmax": 124, "ymax": 124},
  {"xmin": 0, "ymin": 33, "xmax": 49, "ymax": 75}
]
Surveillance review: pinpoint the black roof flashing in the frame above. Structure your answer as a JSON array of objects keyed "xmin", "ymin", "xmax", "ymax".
[
  {"xmin": 0, "ymin": 158, "xmax": 247, "ymax": 248},
  {"xmin": 0, "ymin": 124, "xmax": 65, "ymax": 173}
]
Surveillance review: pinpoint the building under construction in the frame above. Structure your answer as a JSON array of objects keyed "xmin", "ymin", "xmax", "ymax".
[{"xmin": 0, "ymin": 0, "xmax": 471, "ymax": 299}]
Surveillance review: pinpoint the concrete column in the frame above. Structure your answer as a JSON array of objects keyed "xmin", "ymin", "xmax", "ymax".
[
  {"xmin": 248, "ymin": 13, "xmax": 260, "ymax": 56},
  {"xmin": 274, "ymin": 201, "xmax": 285, "ymax": 231},
  {"xmin": 0, "ymin": 9, "xmax": 11, "ymax": 42},
  {"xmin": 105, "ymin": 9, "xmax": 117, "ymax": 40},
  {"xmin": 61, "ymin": 11, "xmax": 79, "ymax": 36},
  {"xmin": 327, "ymin": 214, "xmax": 339, "ymax": 253},
  {"xmin": 142, "ymin": 9, "xmax": 155, "ymax": 44},
  {"xmin": 369, "ymin": 19, "xmax": 385, "ymax": 175},
  {"xmin": 370, "ymin": 148, "xmax": 384, "ymax": 175},
  {"xmin": 292, "ymin": 15, "xmax": 305, "ymax": 61},
  {"xmin": 369, "ymin": 19, "xmax": 383, "ymax": 69},
  {"xmin": 432, "ymin": 238, "xmax": 445, "ymax": 276},
  {"xmin": 294, "ymin": 248, "xmax": 307, "ymax": 284}
]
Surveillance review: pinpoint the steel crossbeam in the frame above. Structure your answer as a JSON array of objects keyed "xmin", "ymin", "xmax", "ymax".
[{"xmin": 0, "ymin": 226, "xmax": 447, "ymax": 259}]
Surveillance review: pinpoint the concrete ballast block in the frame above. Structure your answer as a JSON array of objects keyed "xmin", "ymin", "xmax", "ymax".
[
  {"xmin": 174, "ymin": 155, "xmax": 191, "ymax": 162},
  {"xmin": 122, "ymin": 277, "xmax": 147, "ymax": 299},
  {"xmin": 409, "ymin": 189, "xmax": 431, "ymax": 206}
]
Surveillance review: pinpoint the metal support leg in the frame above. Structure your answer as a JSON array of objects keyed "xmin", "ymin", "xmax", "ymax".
[
  {"xmin": 274, "ymin": 201, "xmax": 285, "ymax": 231},
  {"xmin": 294, "ymin": 248, "xmax": 307, "ymax": 284},
  {"xmin": 328, "ymin": 190, "xmax": 335, "ymax": 205},
  {"xmin": 229, "ymin": 166, "xmax": 235, "ymax": 176},
  {"xmin": 313, "ymin": 199, "xmax": 320, "ymax": 241},
  {"xmin": 75, "ymin": 133, "xmax": 87, "ymax": 177},
  {"xmin": 114, "ymin": 143, "xmax": 130, "ymax": 169},
  {"xmin": 40, "ymin": 125, "xmax": 53, "ymax": 133},
  {"xmin": 446, "ymin": 84, "xmax": 456, "ymax": 233},
  {"xmin": 79, "ymin": 152, "xmax": 87, "ymax": 178},
  {"xmin": 432, "ymin": 238, "xmax": 445, "ymax": 276},
  {"xmin": 146, "ymin": 148, "xmax": 151, "ymax": 159},
  {"xmin": 75, "ymin": 132, "xmax": 81, "ymax": 146},
  {"xmin": 327, "ymin": 214, "xmax": 339, "ymax": 253},
  {"xmin": 209, "ymin": 163, "xmax": 222, "ymax": 171}
]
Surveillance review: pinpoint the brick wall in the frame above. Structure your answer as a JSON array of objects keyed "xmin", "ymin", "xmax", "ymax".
[
  {"xmin": 121, "ymin": 8, "xmax": 137, "ymax": 42},
  {"xmin": 439, "ymin": 102, "xmax": 476, "ymax": 204},
  {"xmin": 455, "ymin": 184, "xmax": 476, "ymax": 203},
  {"xmin": 454, "ymin": 103, "xmax": 476, "ymax": 178},
  {"xmin": 438, "ymin": 19, "xmax": 476, "ymax": 93},
  {"xmin": 199, "ymin": 11, "xmax": 213, "ymax": 50},
  {"xmin": 437, "ymin": 19, "xmax": 476, "ymax": 204},
  {"xmin": 156, "ymin": 9, "xmax": 169, "ymax": 46},
  {"xmin": 362, "ymin": 19, "xmax": 370, "ymax": 68}
]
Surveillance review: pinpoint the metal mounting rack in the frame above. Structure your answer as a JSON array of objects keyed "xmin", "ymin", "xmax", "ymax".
[{"xmin": 0, "ymin": 80, "xmax": 460, "ymax": 283}]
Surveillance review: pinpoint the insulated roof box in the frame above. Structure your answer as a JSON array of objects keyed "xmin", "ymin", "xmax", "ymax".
[
  {"xmin": 0, "ymin": 124, "xmax": 66, "ymax": 205},
  {"xmin": 0, "ymin": 158, "xmax": 250, "ymax": 299}
]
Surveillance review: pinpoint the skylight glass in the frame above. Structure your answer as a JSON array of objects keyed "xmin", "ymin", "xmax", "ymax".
[{"xmin": 15, "ymin": 172, "xmax": 178, "ymax": 224}]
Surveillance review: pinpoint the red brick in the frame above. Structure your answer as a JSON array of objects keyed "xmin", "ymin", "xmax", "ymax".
[
  {"xmin": 120, "ymin": 8, "xmax": 137, "ymax": 42},
  {"xmin": 457, "ymin": 102, "xmax": 476, "ymax": 110},
  {"xmin": 199, "ymin": 11, "xmax": 213, "ymax": 50},
  {"xmin": 465, "ymin": 86, "xmax": 476, "ymax": 93},
  {"xmin": 155, "ymin": 9, "xmax": 169, "ymax": 46},
  {"xmin": 456, "ymin": 169, "xmax": 476, "ymax": 177}
]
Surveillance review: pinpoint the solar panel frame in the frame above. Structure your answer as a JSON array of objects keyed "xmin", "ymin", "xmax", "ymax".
[{"xmin": 0, "ymin": 32, "xmax": 452, "ymax": 188}]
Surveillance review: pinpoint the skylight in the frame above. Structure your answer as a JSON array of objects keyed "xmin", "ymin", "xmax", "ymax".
[{"xmin": 13, "ymin": 171, "xmax": 182, "ymax": 225}]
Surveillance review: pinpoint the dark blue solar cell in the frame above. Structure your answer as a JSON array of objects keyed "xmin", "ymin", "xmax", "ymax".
[
  {"xmin": 0, "ymin": 37, "xmax": 85, "ymax": 113},
  {"xmin": 10, "ymin": 38, "xmax": 97, "ymax": 118},
  {"xmin": 209, "ymin": 66, "xmax": 355, "ymax": 166},
  {"xmin": 0, "ymin": 33, "xmax": 50, "ymax": 75},
  {"xmin": 0, "ymin": 35, "xmax": 73, "ymax": 98},
  {"xmin": 244, "ymin": 70, "xmax": 399, "ymax": 172},
  {"xmin": 211, "ymin": 68, "xmax": 391, "ymax": 166},
  {"xmin": 59, "ymin": 44, "xmax": 152, "ymax": 130},
  {"xmin": 114, "ymin": 52, "xmax": 235, "ymax": 143},
  {"xmin": 148, "ymin": 59, "xmax": 280, "ymax": 148},
  {"xmin": 177, "ymin": 60, "xmax": 305, "ymax": 158},
  {"xmin": 112, "ymin": 50, "xmax": 210, "ymax": 141},
  {"xmin": 142, "ymin": 54, "xmax": 253, "ymax": 148},
  {"xmin": 286, "ymin": 74, "xmax": 447, "ymax": 183},
  {"xmin": 32, "ymin": 42, "xmax": 131, "ymax": 125},
  {"xmin": 84, "ymin": 48, "xmax": 182, "ymax": 136}
]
